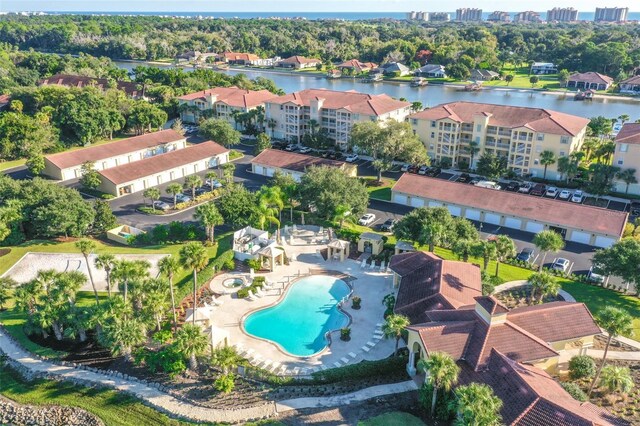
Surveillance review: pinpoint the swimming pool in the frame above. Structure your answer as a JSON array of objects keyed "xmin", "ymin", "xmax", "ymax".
[{"xmin": 243, "ymin": 275, "xmax": 351, "ymax": 357}]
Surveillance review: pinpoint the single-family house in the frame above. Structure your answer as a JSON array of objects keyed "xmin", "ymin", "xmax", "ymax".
[
  {"xmin": 175, "ymin": 50, "xmax": 216, "ymax": 63},
  {"xmin": 414, "ymin": 64, "xmax": 447, "ymax": 78},
  {"xmin": 215, "ymin": 52, "xmax": 279, "ymax": 67},
  {"xmin": 619, "ymin": 75, "xmax": 640, "ymax": 94},
  {"xmin": 373, "ymin": 62, "xmax": 411, "ymax": 76},
  {"xmin": 336, "ymin": 59, "xmax": 378, "ymax": 74},
  {"xmin": 277, "ymin": 56, "xmax": 322, "ymax": 70},
  {"xmin": 470, "ymin": 69, "xmax": 499, "ymax": 81},
  {"xmin": 566, "ymin": 72, "xmax": 614, "ymax": 91},
  {"xmin": 530, "ymin": 62, "xmax": 558, "ymax": 75}
]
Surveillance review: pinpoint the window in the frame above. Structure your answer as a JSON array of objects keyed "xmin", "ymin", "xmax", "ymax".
[
  {"xmin": 618, "ymin": 160, "xmax": 624, "ymax": 165},
  {"xmin": 431, "ymin": 121, "xmax": 436, "ymax": 128},
  {"xmin": 475, "ymin": 136, "xmax": 480, "ymax": 143},
  {"xmin": 430, "ymin": 132, "xmax": 435, "ymax": 138},
  {"xmin": 476, "ymin": 124, "xmax": 482, "ymax": 132},
  {"xmin": 536, "ymin": 146, "xmax": 542, "ymax": 153},
  {"xmin": 620, "ymin": 143, "xmax": 628, "ymax": 152},
  {"xmin": 537, "ymin": 133, "xmax": 545, "ymax": 142},
  {"xmin": 559, "ymin": 151, "xmax": 566, "ymax": 157},
  {"xmin": 560, "ymin": 136, "xmax": 570, "ymax": 144},
  {"xmin": 412, "ymin": 119, "xmax": 418, "ymax": 125},
  {"xmin": 429, "ymin": 144, "xmax": 435, "ymax": 150}
]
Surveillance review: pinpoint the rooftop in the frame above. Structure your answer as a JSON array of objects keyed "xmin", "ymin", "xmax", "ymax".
[
  {"xmin": 99, "ymin": 141, "xmax": 228, "ymax": 185},
  {"xmin": 392, "ymin": 174, "xmax": 627, "ymax": 237},
  {"xmin": 409, "ymin": 101, "xmax": 590, "ymax": 137},
  {"xmin": 279, "ymin": 55, "xmax": 321, "ymax": 65},
  {"xmin": 177, "ymin": 86, "xmax": 276, "ymax": 108},
  {"xmin": 251, "ymin": 149, "xmax": 350, "ymax": 173},
  {"xmin": 568, "ymin": 72, "xmax": 614, "ymax": 85},
  {"xmin": 620, "ymin": 75, "xmax": 640, "ymax": 85},
  {"xmin": 45, "ymin": 129, "xmax": 185, "ymax": 170},
  {"xmin": 219, "ymin": 52, "xmax": 260, "ymax": 61},
  {"xmin": 615, "ymin": 123, "xmax": 640, "ymax": 145},
  {"xmin": 337, "ymin": 59, "xmax": 377, "ymax": 70}
]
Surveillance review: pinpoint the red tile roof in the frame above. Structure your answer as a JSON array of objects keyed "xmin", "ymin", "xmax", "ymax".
[
  {"xmin": 568, "ymin": 72, "xmax": 614, "ymax": 85},
  {"xmin": 337, "ymin": 59, "xmax": 378, "ymax": 71},
  {"xmin": 475, "ymin": 296, "xmax": 509, "ymax": 315},
  {"xmin": 279, "ymin": 55, "xmax": 321, "ymax": 65},
  {"xmin": 266, "ymin": 88, "xmax": 410, "ymax": 116},
  {"xmin": 177, "ymin": 86, "xmax": 275, "ymax": 108},
  {"xmin": 39, "ymin": 73, "xmax": 142, "ymax": 98},
  {"xmin": 620, "ymin": 75, "xmax": 640, "ymax": 86},
  {"xmin": 219, "ymin": 52, "xmax": 260, "ymax": 62},
  {"xmin": 409, "ymin": 321, "xmax": 476, "ymax": 359},
  {"xmin": 615, "ymin": 123, "xmax": 640, "ymax": 145},
  {"xmin": 251, "ymin": 149, "xmax": 351, "ymax": 173},
  {"xmin": 392, "ymin": 174, "xmax": 627, "ymax": 237},
  {"xmin": 98, "ymin": 141, "xmax": 228, "ymax": 185},
  {"xmin": 409, "ymin": 101, "xmax": 589, "ymax": 136},
  {"xmin": 45, "ymin": 130, "xmax": 185, "ymax": 170}
]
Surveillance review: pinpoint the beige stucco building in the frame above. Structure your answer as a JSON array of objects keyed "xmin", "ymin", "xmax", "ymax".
[
  {"xmin": 409, "ymin": 102, "xmax": 589, "ymax": 179},
  {"xmin": 612, "ymin": 123, "xmax": 640, "ymax": 195}
]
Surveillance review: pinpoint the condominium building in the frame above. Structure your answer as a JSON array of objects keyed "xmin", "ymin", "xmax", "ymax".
[
  {"xmin": 514, "ymin": 11, "xmax": 542, "ymax": 23},
  {"xmin": 612, "ymin": 123, "xmax": 640, "ymax": 195},
  {"xmin": 455, "ymin": 8, "xmax": 482, "ymax": 22},
  {"xmin": 406, "ymin": 11, "xmax": 450, "ymax": 21},
  {"xmin": 546, "ymin": 7, "xmax": 579, "ymax": 22},
  {"xmin": 487, "ymin": 11, "xmax": 511, "ymax": 22},
  {"xmin": 594, "ymin": 7, "xmax": 628, "ymax": 22},
  {"xmin": 408, "ymin": 102, "xmax": 590, "ymax": 179},
  {"xmin": 177, "ymin": 87, "xmax": 276, "ymax": 127},
  {"xmin": 264, "ymin": 88, "xmax": 412, "ymax": 148}
]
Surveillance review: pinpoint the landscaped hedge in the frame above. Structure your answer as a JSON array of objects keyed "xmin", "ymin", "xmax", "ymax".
[
  {"xmin": 237, "ymin": 276, "xmax": 265, "ymax": 299},
  {"xmin": 310, "ymin": 355, "xmax": 407, "ymax": 384}
]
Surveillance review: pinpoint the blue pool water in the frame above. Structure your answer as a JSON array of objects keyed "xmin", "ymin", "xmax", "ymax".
[{"xmin": 243, "ymin": 275, "xmax": 351, "ymax": 357}]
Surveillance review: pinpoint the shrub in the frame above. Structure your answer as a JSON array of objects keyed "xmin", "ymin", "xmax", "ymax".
[
  {"xmin": 140, "ymin": 346, "xmax": 186, "ymax": 378},
  {"xmin": 223, "ymin": 257, "xmax": 235, "ymax": 271},
  {"xmin": 340, "ymin": 327, "xmax": 351, "ymax": 341},
  {"xmin": 311, "ymin": 355, "xmax": 407, "ymax": 384},
  {"xmin": 138, "ymin": 206, "xmax": 164, "ymax": 215},
  {"xmin": 569, "ymin": 355, "xmax": 596, "ymax": 380},
  {"xmin": 561, "ymin": 382, "xmax": 588, "ymax": 402},
  {"xmin": 246, "ymin": 259, "xmax": 261, "ymax": 271},
  {"xmin": 152, "ymin": 225, "xmax": 170, "ymax": 243},
  {"xmin": 237, "ymin": 287, "xmax": 250, "ymax": 299},
  {"xmin": 152, "ymin": 330, "xmax": 173, "ymax": 344},
  {"xmin": 351, "ymin": 296, "xmax": 361, "ymax": 310},
  {"xmin": 214, "ymin": 373, "xmax": 235, "ymax": 393}
]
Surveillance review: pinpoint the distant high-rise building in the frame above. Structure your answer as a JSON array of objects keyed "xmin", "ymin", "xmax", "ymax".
[
  {"xmin": 546, "ymin": 7, "xmax": 579, "ymax": 22},
  {"xmin": 514, "ymin": 11, "xmax": 542, "ymax": 23},
  {"xmin": 487, "ymin": 11, "xmax": 511, "ymax": 22},
  {"xmin": 456, "ymin": 8, "xmax": 483, "ymax": 22},
  {"xmin": 594, "ymin": 7, "xmax": 628, "ymax": 22},
  {"xmin": 406, "ymin": 11, "xmax": 418, "ymax": 20},
  {"xmin": 428, "ymin": 12, "xmax": 451, "ymax": 22}
]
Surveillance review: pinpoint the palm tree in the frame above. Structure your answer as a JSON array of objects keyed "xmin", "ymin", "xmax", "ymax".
[
  {"xmin": 307, "ymin": 118, "xmax": 319, "ymax": 137},
  {"xmin": 417, "ymin": 352, "xmax": 460, "ymax": 418},
  {"xmin": 143, "ymin": 187, "xmax": 161, "ymax": 211},
  {"xmin": 267, "ymin": 118, "xmax": 277, "ymax": 137},
  {"xmin": 211, "ymin": 346, "xmax": 243, "ymax": 374},
  {"xmin": 144, "ymin": 281, "xmax": 170, "ymax": 331},
  {"xmin": 533, "ymin": 230, "xmax": 565, "ymax": 271},
  {"xmin": 175, "ymin": 323, "xmax": 209, "ymax": 371},
  {"xmin": 599, "ymin": 365, "xmax": 634, "ymax": 394},
  {"xmin": 472, "ymin": 240, "xmax": 497, "ymax": 271},
  {"xmin": 382, "ymin": 314, "xmax": 410, "ymax": 356},
  {"xmin": 184, "ymin": 175, "xmax": 203, "ymax": 199},
  {"xmin": 582, "ymin": 138, "xmax": 599, "ymax": 161},
  {"xmin": 258, "ymin": 185, "xmax": 285, "ymax": 223},
  {"xmin": 111, "ymin": 259, "xmax": 150, "ymax": 304},
  {"xmin": 539, "ymin": 150, "xmax": 556, "ymax": 180},
  {"xmin": 468, "ymin": 141, "xmax": 480, "ymax": 170},
  {"xmin": 332, "ymin": 204, "xmax": 352, "ymax": 228},
  {"xmin": 595, "ymin": 141, "xmax": 616, "ymax": 164},
  {"xmin": 100, "ymin": 317, "xmax": 147, "ymax": 362},
  {"xmin": 166, "ymin": 183, "xmax": 183, "ymax": 208},
  {"xmin": 451, "ymin": 383, "xmax": 503, "ymax": 426},
  {"xmin": 494, "ymin": 235, "xmax": 517, "ymax": 277},
  {"xmin": 194, "ymin": 203, "xmax": 224, "ymax": 243},
  {"xmin": 75, "ymin": 239, "xmax": 99, "ymax": 305},
  {"xmin": 255, "ymin": 200, "xmax": 280, "ymax": 230},
  {"xmin": 616, "ymin": 169, "xmax": 637, "ymax": 194},
  {"xmin": 179, "ymin": 242, "xmax": 208, "ymax": 324},
  {"xmin": 0, "ymin": 276, "xmax": 17, "ymax": 310},
  {"xmin": 220, "ymin": 162, "xmax": 236, "ymax": 183},
  {"xmin": 205, "ymin": 171, "xmax": 218, "ymax": 192},
  {"xmin": 527, "ymin": 271, "xmax": 558, "ymax": 304},
  {"xmin": 158, "ymin": 256, "xmax": 181, "ymax": 331},
  {"xmin": 618, "ymin": 114, "xmax": 630, "ymax": 124},
  {"xmin": 95, "ymin": 253, "xmax": 116, "ymax": 297},
  {"xmin": 588, "ymin": 306, "xmax": 633, "ymax": 397}
]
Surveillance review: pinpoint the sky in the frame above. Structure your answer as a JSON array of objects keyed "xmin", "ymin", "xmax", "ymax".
[{"xmin": 2, "ymin": 1, "xmax": 637, "ymax": 13}]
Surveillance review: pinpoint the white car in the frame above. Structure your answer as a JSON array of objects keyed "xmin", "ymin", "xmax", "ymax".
[
  {"xmin": 358, "ymin": 213, "xmax": 376, "ymax": 226},
  {"xmin": 517, "ymin": 182, "xmax": 533, "ymax": 193},
  {"xmin": 587, "ymin": 267, "xmax": 605, "ymax": 283},
  {"xmin": 558, "ymin": 190, "xmax": 571, "ymax": 200},
  {"xmin": 418, "ymin": 165, "xmax": 429, "ymax": 175},
  {"xmin": 299, "ymin": 146, "xmax": 312, "ymax": 154},
  {"xmin": 545, "ymin": 187, "xmax": 559, "ymax": 197},
  {"xmin": 285, "ymin": 144, "xmax": 298, "ymax": 151},
  {"xmin": 345, "ymin": 154, "xmax": 359, "ymax": 163},
  {"xmin": 571, "ymin": 190, "xmax": 584, "ymax": 203},
  {"xmin": 176, "ymin": 194, "xmax": 191, "ymax": 203},
  {"xmin": 400, "ymin": 163, "xmax": 410, "ymax": 172},
  {"xmin": 551, "ymin": 258, "xmax": 570, "ymax": 272},
  {"xmin": 152, "ymin": 201, "xmax": 171, "ymax": 211}
]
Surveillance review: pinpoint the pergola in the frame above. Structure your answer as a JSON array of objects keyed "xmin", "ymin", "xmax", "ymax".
[
  {"xmin": 358, "ymin": 232, "xmax": 384, "ymax": 255},
  {"xmin": 327, "ymin": 239, "xmax": 350, "ymax": 261},
  {"xmin": 257, "ymin": 245, "xmax": 285, "ymax": 271}
]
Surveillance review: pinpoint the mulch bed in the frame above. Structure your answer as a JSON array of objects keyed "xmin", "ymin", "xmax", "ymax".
[
  {"xmin": 0, "ymin": 248, "xmax": 10, "ymax": 258},
  {"xmin": 495, "ymin": 285, "xmax": 564, "ymax": 309},
  {"xmin": 593, "ymin": 335, "xmax": 639, "ymax": 352}
]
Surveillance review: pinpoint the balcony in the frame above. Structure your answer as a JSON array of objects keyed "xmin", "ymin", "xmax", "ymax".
[{"xmin": 498, "ymin": 130, "xmax": 512, "ymax": 137}]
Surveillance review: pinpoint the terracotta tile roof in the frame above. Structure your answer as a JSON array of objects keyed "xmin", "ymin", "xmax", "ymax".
[
  {"xmin": 251, "ymin": 149, "xmax": 351, "ymax": 173},
  {"xmin": 615, "ymin": 123, "xmax": 640, "ymax": 145},
  {"xmin": 266, "ymin": 88, "xmax": 410, "ymax": 117},
  {"xmin": 507, "ymin": 302, "xmax": 602, "ymax": 343},
  {"xmin": 392, "ymin": 174, "xmax": 627, "ymax": 237},
  {"xmin": 475, "ymin": 296, "xmax": 509, "ymax": 315},
  {"xmin": 409, "ymin": 101, "xmax": 589, "ymax": 136},
  {"xmin": 409, "ymin": 321, "xmax": 476, "ymax": 359},
  {"xmin": 98, "ymin": 141, "xmax": 228, "ymax": 185},
  {"xmin": 568, "ymin": 72, "xmax": 614, "ymax": 85},
  {"xmin": 39, "ymin": 73, "xmax": 142, "ymax": 98},
  {"xmin": 620, "ymin": 75, "xmax": 640, "ymax": 85},
  {"xmin": 177, "ymin": 86, "xmax": 276, "ymax": 108},
  {"xmin": 337, "ymin": 59, "xmax": 377, "ymax": 71},
  {"xmin": 220, "ymin": 52, "xmax": 260, "ymax": 62},
  {"xmin": 45, "ymin": 130, "xmax": 185, "ymax": 170},
  {"xmin": 280, "ymin": 55, "xmax": 321, "ymax": 65}
]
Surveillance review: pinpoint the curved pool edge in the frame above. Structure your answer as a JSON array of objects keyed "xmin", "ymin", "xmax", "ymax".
[{"xmin": 239, "ymin": 271, "xmax": 355, "ymax": 360}]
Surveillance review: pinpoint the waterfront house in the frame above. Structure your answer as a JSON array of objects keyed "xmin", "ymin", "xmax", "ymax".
[
  {"xmin": 277, "ymin": 56, "xmax": 322, "ymax": 70},
  {"xmin": 566, "ymin": 72, "xmax": 614, "ymax": 91},
  {"xmin": 373, "ymin": 62, "xmax": 411, "ymax": 76},
  {"xmin": 215, "ymin": 52, "xmax": 280, "ymax": 67},
  {"xmin": 470, "ymin": 69, "xmax": 499, "ymax": 81},
  {"xmin": 336, "ymin": 59, "xmax": 378, "ymax": 74},
  {"xmin": 414, "ymin": 64, "xmax": 447, "ymax": 78},
  {"xmin": 619, "ymin": 75, "xmax": 640, "ymax": 94},
  {"xmin": 530, "ymin": 62, "xmax": 558, "ymax": 75}
]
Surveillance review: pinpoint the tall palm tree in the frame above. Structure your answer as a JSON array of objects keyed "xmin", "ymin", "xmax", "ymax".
[
  {"xmin": 494, "ymin": 235, "xmax": 517, "ymax": 277},
  {"xmin": 595, "ymin": 141, "xmax": 616, "ymax": 164},
  {"xmin": 451, "ymin": 383, "xmax": 503, "ymax": 426},
  {"xmin": 184, "ymin": 175, "xmax": 203, "ymax": 199},
  {"xmin": 255, "ymin": 200, "xmax": 280, "ymax": 230},
  {"xmin": 259, "ymin": 185, "xmax": 285, "ymax": 223},
  {"xmin": 211, "ymin": 345, "xmax": 243, "ymax": 374},
  {"xmin": 588, "ymin": 306, "xmax": 633, "ymax": 397},
  {"xmin": 532, "ymin": 230, "xmax": 565, "ymax": 271},
  {"xmin": 75, "ymin": 239, "xmax": 99, "ymax": 305},
  {"xmin": 220, "ymin": 162, "xmax": 236, "ymax": 183},
  {"xmin": 175, "ymin": 323, "xmax": 209, "ymax": 371},
  {"xmin": 616, "ymin": 169, "xmax": 637, "ymax": 194},
  {"xmin": 417, "ymin": 351, "xmax": 460, "ymax": 418},
  {"xmin": 527, "ymin": 271, "xmax": 558, "ymax": 304},
  {"xmin": 95, "ymin": 253, "xmax": 116, "ymax": 297},
  {"xmin": 166, "ymin": 183, "xmax": 183, "ymax": 209},
  {"xmin": 618, "ymin": 114, "xmax": 630, "ymax": 124},
  {"xmin": 267, "ymin": 118, "xmax": 277, "ymax": 137},
  {"xmin": 205, "ymin": 171, "xmax": 218, "ymax": 192},
  {"xmin": 582, "ymin": 138, "xmax": 599, "ymax": 161},
  {"xmin": 382, "ymin": 314, "xmax": 410, "ymax": 356},
  {"xmin": 472, "ymin": 240, "xmax": 497, "ymax": 271},
  {"xmin": 111, "ymin": 259, "xmax": 150, "ymax": 304},
  {"xmin": 144, "ymin": 280, "xmax": 170, "ymax": 331},
  {"xmin": 468, "ymin": 141, "xmax": 480, "ymax": 170},
  {"xmin": 599, "ymin": 365, "xmax": 634, "ymax": 394},
  {"xmin": 100, "ymin": 317, "xmax": 147, "ymax": 362},
  {"xmin": 158, "ymin": 255, "xmax": 181, "ymax": 331},
  {"xmin": 195, "ymin": 203, "xmax": 224, "ymax": 243},
  {"xmin": 143, "ymin": 187, "xmax": 161, "ymax": 211},
  {"xmin": 179, "ymin": 242, "xmax": 208, "ymax": 324},
  {"xmin": 452, "ymin": 239, "xmax": 477, "ymax": 262},
  {"xmin": 539, "ymin": 150, "xmax": 556, "ymax": 180}
]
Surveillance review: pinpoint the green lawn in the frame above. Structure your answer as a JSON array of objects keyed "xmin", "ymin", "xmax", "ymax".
[
  {"xmin": 229, "ymin": 149, "xmax": 244, "ymax": 161},
  {"xmin": 359, "ymin": 412, "xmax": 427, "ymax": 426},
  {"xmin": 0, "ymin": 365, "xmax": 205, "ymax": 426},
  {"xmin": 0, "ymin": 158, "xmax": 27, "ymax": 172},
  {"xmin": 362, "ymin": 176, "xmax": 396, "ymax": 202}
]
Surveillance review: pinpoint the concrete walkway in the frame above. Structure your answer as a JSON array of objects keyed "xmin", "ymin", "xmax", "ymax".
[{"xmin": 275, "ymin": 380, "xmax": 419, "ymax": 412}]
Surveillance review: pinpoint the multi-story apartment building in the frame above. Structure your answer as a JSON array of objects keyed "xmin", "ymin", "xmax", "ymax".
[
  {"xmin": 594, "ymin": 7, "xmax": 628, "ymax": 22},
  {"xmin": 612, "ymin": 123, "xmax": 640, "ymax": 195},
  {"xmin": 409, "ymin": 102, "xmax": 590, "ymax": 179},
  {"xmin": 456, "ymin": 8, "xmax": 483, "ymax": 21},
  {"xmin": 546, "ymin": 7, "xmax": 579, "ymax": 22},
  {"xmin": 264, "ymin": 89, "xmax": 412, "ymax": 149},
  {"xmin": 406, "ymin": 11, "xmax": 450, "ymax": 21},
  {"xmin": 487, "ymin": 11, "xmax": 511, "ymax": 22},
  {"xmin": 514, "ymin": 11, "xmax": 542, "ymax": 22},
  {"xmin": 177, "ymin": 87, "xmax": 275, "ymax": 128}
]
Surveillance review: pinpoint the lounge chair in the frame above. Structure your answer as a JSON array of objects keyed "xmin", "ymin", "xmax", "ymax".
[
  {"xmin": 360, "ymin": 259, "xmax": 367, "ymax": 269},
  {"xmin": 246, "ymin": 292, "xmax": 255, "ymax": 301},
  {"xmin": 212, "ymin": 298, "xmax": 224, "ymax": 306},
  {"xmin": 379, "ymin": 261, "xmax": 386, "ymax": 272},
  {"xmin": 256, "ymin": 288, "xmax": 266, "ymax": 298}
]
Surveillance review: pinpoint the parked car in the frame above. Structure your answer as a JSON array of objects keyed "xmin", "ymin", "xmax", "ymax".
[
  {"xmin": 299, "ymin": 146, "xmax": 312, "ymax": 154},
  {"xmin": 545, "ymin": 187, "xmax": 559, "ymax": 198},
  {"xmin": 176, "ymin": 194, "xmax": 191, "ymax": 203},
  {"xmin": 457, "ymin": 173, "xmax": 471, "ymax": 183},
  {"xmin": 558, "ymin": 190, "xmax": 571, "ymax": 200},
  {"xmin": 426, "ymin": 167, "xmax": 441, "ymax": 177},
  {"xmin": 400, "ymin": 163, "xmax": 410, "ymax": 172},
  {"xmin": 516, "ymin": 248, "xmax": 535, "ymax": 263},
  {"xmin": 418, "ymin": 165, "xmax": 429, "ymax": 175},
  {"xmin": 475, "ymin": 180, "xmax": 501, "ymax": 190},
  {"xmin": 329, "ymin": 151, "xmax": 343, "ymax": 160},
  {"xmin": 517, "ymin": 182, "xmax": 533, "ymax": 193},
  {"xmin": 271, "ymin": 141, "xmax": 287, "ymax": 149},
  {"xmin": 630, "ymin": 201, "xmax": 640, "ymax": 216},
  {"xmin": 587, "ymin": 267, "xmax": 605, "ymax": 283},
  {"xmin": 358, "ymin": 213, "xmax": 376, "ymax": 226},
  {"xmin": 408, "ymin": 165, "xmax": 420, "ymax": 174},
  {"xmin": 504, "ymin": 181, "xmax": 520, "ymax": 192},
  {"xmin": 551, "ymin": 258, "xmax": 570, "ymax": 272},
  {"xmin": 345, "ymin": 153, "xmax": 359, "ymax": 163},
  {"xmin": 285, "ymin": 144, "xmax": 298, "ymax": 152},
  {"xmin": 530, "ymin": 183, "xmax": 547, "ymax": 196},
  {"xmin": 195, "ymin": 187, "xmax": 208, "ymax": 196},
  {"xmin": 571, "ymin": 190, "xmax": 584, "ymax": 203},
  {"xmin": 152, "ymin": 201, "xmax": 171, "ymax": 211},
  {"xmin": 380, "ymin": 218, "xmax": 397, "ymax": 232}
]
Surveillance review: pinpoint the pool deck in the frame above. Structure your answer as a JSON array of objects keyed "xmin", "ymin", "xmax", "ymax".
[{"xmin": 209, "ymin": 236, "xmax": 399, "ymax": 376}]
